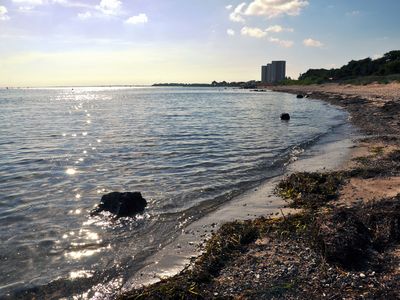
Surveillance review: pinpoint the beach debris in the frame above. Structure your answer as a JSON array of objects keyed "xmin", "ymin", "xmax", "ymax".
[
  {"xmin": 315, "ymin": 208, "xmax": 371, "ymax": 268},
  {"xmin": 275, "ymin": 171, "xmax": 345, "ymax": 209},
  {"xmin": 381, "ymin": 100, "xmax": 400, "ymax": 114},
  {"xmin": 296, "ymin": 94, "xmax": 304, "ymax": 98},
  {"xmin": 280, "ymin": 113, "xmax": 290, "ymax": 121},
  {"xmin": 90, "ymin": 191, "xmax": 147, "ymax": 217}
]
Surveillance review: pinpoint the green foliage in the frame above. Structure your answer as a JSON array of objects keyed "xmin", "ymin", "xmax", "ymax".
[{"xmin": 297, "ymin": 50, "xmax": 400, "ymax": 84}]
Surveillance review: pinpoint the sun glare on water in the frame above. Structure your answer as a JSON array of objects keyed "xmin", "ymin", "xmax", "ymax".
[{"xmin": 66, "ymin": 168, "xmax": 77, "ymax": 175}]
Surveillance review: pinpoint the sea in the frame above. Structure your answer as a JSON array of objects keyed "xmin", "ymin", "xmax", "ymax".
[{"xmin": 0, "ymin": 87, "xmax": 350, "ymax": 299}]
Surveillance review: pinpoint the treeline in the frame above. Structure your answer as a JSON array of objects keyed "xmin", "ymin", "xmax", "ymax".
[
  {"xmin": 152, "ymin": 80, "xmax": 258, "ymax": 88},
  {"xmin": 153, "ymin": 83, "xmax": 212, "ymax": 87},
  {"xmin": 296, "ymin": 50, "xmax": 400, "ymax": 84}
]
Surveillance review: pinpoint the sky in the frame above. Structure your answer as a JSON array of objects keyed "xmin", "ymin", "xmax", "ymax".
[{"xmin": 0, "ymin": 0, "xmax": 399, "ymax": 87}]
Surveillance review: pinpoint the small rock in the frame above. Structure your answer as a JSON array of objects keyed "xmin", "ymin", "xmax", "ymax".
[
  {"xmin": 90, "ymin": 191, "xmax": 147, "ymax": 217},
  {"xmin": 280, "ymin": 113, "xmax": 290, "ymax": 121}
]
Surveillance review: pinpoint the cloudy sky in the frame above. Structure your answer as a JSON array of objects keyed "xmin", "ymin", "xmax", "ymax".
[{"xmin": 0, "ymin": 0, "xmax": 399, "ymax": 86}]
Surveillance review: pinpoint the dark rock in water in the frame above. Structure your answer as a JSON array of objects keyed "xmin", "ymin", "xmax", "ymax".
[
  {"xmin": 91, "ymin": 192, "xmax": 147, "ymax": 217},
  {"xmin": 280, "ymin": 113, "xmax": 290, "ymax": 121},
  {"xmin": 296, "ymin": 94, "xmax": 304, "ymax": 99}
]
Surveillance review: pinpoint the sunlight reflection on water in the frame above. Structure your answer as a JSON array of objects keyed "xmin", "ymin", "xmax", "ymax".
[
  {"xmin": 69, "ymin": 270, "xmax": 93, "ymax": 280},
  {"xmin": 66, "ymin": 168, "xmax": 77, "ymax": 175}
]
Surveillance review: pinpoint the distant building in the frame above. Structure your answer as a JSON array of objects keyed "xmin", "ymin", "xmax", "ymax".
[
  {"xmin": 272, "ymin": 61, "xmax": 286, "ymax": 82},
  {"xmin": 261, "ymin": 60, "xmax": 286, "ymax": 83},
  {"xmin": 267, "ymin": 63, "xmax": 272, "ymax": 83},
  {"xmin": 261, "ymin": 65, "xmax": 267, "ymax": 83}
]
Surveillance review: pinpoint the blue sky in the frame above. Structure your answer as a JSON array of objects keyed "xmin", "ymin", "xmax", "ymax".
[{"xmin": 0, "ymin": 0, "xmax": 399, "ymax": 86}]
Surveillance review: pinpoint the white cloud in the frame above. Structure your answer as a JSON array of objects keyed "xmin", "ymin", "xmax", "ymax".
[
  {"xmin": 246, "ymin": 0, "xmax": 309, "ymax": 18},
  {"xmin": 346, "ymin": 10, "xmax": 360, "ymax": 16},
  {"xmin": 303, "ymin": 38, "xmax": 324, "ymax": 47},
  {"xmin": 18, "ymin": 6, "xmax": 35, "ymax": 11},
  {"xmin": 125, "ymin": 13, "xmax": 148, "ymax": 25},
  {"xmin": 12, "ymin": 0, "xmax": 92, "ymax": 9},
  {"xmin": 230, "ymin": 0, "xmax": 308, "ymax": 22},
  {"xmin": 229, "ymin": 2, "xmax": 246, "ymax": 23},
  {"xmin": 227, "ymin": 29, "xmax": 235, "ymax": 36},
  {"xmin": 269, "ymin": 37, "xmax": 294, "ymax": 48},
  {"xmin": 241, "ymin": 26, "xmax": 267, "ymax": 38},
  {"xmin": 78, "ymin": 11, "xmax": 91, "ymax": 20},
  {"xmin": 266, "ymin": 25, "xmax": 294, "ymax": 33},
  {"xmin": 96, "ymin": 0, "xmax": 121, "ymax": 15},
  {"xmin": 225, "ymin": 4, "xmax": 233, "ymax": 10},
  {"xmin": 12, "ymin": 0, "xmax": 44, "ymax": 4},
  {"xmin": 240, "ymin": 26, "xmax": 294, "ymax": 40},
  {"xmin": 53, "ymin": 0, "xmax": 92, "ymax": 9},
  {"xmin": 0, "ymin": 6, "xmax": 10, "ymax": 20}
]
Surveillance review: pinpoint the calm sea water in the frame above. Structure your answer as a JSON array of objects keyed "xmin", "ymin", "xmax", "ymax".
[{"xmin": 0, "ymin": 87, "xmax": 347, "ymax": 298}]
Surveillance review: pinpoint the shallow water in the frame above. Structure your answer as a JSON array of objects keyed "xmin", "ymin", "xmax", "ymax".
[{"xmin": 0, "ymin": 87, "xmax": 347, "ymax": 298}]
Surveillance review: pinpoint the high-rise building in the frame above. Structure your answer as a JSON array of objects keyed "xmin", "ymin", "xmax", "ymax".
[
  {"xmin": 261, "ymin": 65, "xmax": 267, "ymax": 83},
  {"xmin": 261, "ymin": 60, "xmax": 286, "ymax": 83},
  {"xmin": 272, "ymin": 61, "xmax": 286, "ymax": 82},
  {"xmin": 267, "ymin": 63, "xmax": 272, "ymax": 83}
]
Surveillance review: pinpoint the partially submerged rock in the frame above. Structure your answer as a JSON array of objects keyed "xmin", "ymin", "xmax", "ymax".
[
  {"xmin": 91, "ymin": 192, "xmax": 147, "ymax": 217},
  {"xmin": 296, "ymin": 94, "xmax": 304, "ymax": 98},
  {"xmin": 280, "ymin": 113, "xmax": 290, "ymax": 121}
]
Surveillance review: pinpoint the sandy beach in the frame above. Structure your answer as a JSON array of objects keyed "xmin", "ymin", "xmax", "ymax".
[
  {"xmin": 119, "ymin": 83, "xmax": 400, "ymax": 299},
  {"xmin": 272, "ymin": 82, "xmax": 400, "ymax": 103},
  {"xmin": 272, "ymin": 83, "xmax": 400, "ymax": 209}
]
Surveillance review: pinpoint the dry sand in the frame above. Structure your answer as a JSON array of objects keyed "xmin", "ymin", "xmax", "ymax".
[{"xmin": 339, "ymin": 140, "xmax": 400, "ymax": 206}]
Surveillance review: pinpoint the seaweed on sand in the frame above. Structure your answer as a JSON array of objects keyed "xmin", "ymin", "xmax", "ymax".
[
  {"xmin": 275, "ymin": 172, "xmax": 346, "ymax": 209},
  {"xmin": 314, "ymin": 195, "xmax": 400, "ymax": 268},
  {"xmin": 119, "ymin": 220, "xmax": 259, "ymax": 299}
]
